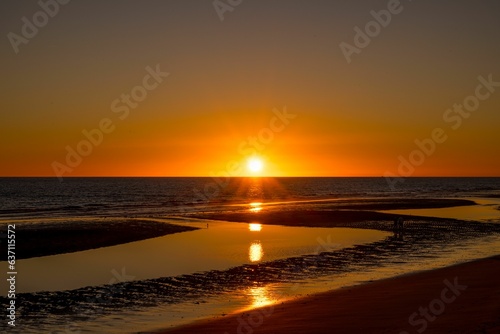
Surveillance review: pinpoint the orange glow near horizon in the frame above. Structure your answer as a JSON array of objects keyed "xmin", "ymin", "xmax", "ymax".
[
  {"xmin": 4, "ymin": 123, "xmax": 500, "ymax": 177},
  {"xmin": 2, "ymin": 105, "xmax": 500, "ymax": 177}
]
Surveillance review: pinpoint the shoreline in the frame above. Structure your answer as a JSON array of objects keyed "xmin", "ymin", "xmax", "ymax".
[
  {"xmin": 190, "ymin": 198, "xmax": 480, "ymax": 227},
  {"xmin": 2, "ymin": 197, "xmax": 498, "ymax": 261},
  {"xmin": 157, "ymin": 255, "xmax": 500, "ymax": 334},
  {"xmin": 0, "ymin": 197, "xmax": 481, "ymax": 260},
  {"xmin": 0, "ymin": 219, "xmax": 198, "ymax": 260}
]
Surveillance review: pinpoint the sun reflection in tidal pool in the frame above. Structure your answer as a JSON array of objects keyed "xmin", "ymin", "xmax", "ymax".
[
  {"xmin": 248, "ymin": 286, "xmax": 274, "ymax": 308},
  {"xmin": 249, "ymin": 242, "xmax": 263, "ymax": 262},
  {"xmin": 248, "ymin": 223, "xmax": 262, "ymax": 232}
]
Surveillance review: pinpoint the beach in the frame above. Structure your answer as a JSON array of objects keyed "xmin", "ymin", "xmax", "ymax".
[
  {"xmin": 1, "ymin": 178, "xmax": 500, "ymax": 333},
  {"xmin": 160, "ymin": 256, "xmax": 500, "ymax": 334},
  {"xmin": 152, "ymin": 198, "xmax": 500, "ymax": 334}
]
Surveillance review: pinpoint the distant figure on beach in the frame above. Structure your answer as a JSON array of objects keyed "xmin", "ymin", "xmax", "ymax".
[
  {"xmin": 398, "ymin": 217, "xmax": 404, "ymax": 231},
  {"xmin": 207, "ymin": 223, "xmax": 209, "ymax": 229},
  {"xmin": 393, "ymin": 217, "xmax": 404, "ymax": 232},
  {"xmin": 393, "ymin": 217, "xmax": 405, "ymax": 241}
]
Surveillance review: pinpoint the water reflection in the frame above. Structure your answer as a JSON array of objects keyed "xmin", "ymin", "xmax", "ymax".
[
  {"xmin": 249, "ymin": 223, "xmax": 262, "ymax": 232},
  {"xmin": 249, "ymin": 242, "xmax": 263, "ymax": 262},
  {"xmin": 247, "ymin": 178, "xmax": 264, "ymax": 199},
  {"xmin": 249, "ymin": 202, "xmax": 263, "ymax": 213},
  {"xmin": 15, "ymin": 222, "xmax": 388, "ymax": 293},
  {"xmin": 248, "ymin": 286, "xmax": 273, "ymax": 308}
]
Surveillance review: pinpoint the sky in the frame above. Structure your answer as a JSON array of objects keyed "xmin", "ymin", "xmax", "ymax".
[{"xmin": 1, "ymin": 0, "xmax": 499, "ymax": 177}]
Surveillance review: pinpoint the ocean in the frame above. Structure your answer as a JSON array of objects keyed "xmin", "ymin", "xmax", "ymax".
[{"xmin": 1, "ymin": 177, "xmax": 500, "ymax": 219}]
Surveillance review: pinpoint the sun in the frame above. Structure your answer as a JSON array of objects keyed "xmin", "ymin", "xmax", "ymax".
[{"xmin": 247, "ymin": 157, "xmax": 264, "ymax": 173}]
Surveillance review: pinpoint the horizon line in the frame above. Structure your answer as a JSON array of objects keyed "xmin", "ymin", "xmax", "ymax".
[{"xmin": 1, "ymin": 176, "xmax": 500, "ymax": 178}]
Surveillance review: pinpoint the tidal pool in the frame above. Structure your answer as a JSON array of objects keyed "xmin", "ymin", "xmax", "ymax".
[{"xmin": 15, "ymin": 219, "xmax": 389, "ymax": 293}]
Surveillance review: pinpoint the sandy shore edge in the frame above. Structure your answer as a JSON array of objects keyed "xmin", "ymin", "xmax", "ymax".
[
  {"xmin": 157, "ymin": 255, "xmax": 500, "ymax": 334},
  {"xmin": 0, "ymin": 219, "xmax": 198, "ymax": 260}
]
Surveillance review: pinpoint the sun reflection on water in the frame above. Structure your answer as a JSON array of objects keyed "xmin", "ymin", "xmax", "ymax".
[
  {"xmin": 248, "ymin": 223, "xmax": 262, "ymax": 232},
  {"xmin": 249, "ymin": 202, "xmax": 263, "ymax": 213},
  {"xmin": 249, "ymin": 242, "xmax": 263, "ymax": 262},
  {"xmin": 248, "ymin": 286, "xmax": 274, "ymax": 308}
]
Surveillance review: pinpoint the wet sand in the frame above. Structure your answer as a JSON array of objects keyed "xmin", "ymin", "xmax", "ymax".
[
  {"xmin": 192, "ymin": 198, "xmax": 477, "ymax": 227},
  {"xmin": 194, "ymin": 209, "xmax": 454, "ymax": 227},
  {"xmin": 159, "ymin": 256, "xmax": 500, "ymax": 334},
  {"xmin": 0, "ymin": 219, "xmax": 198, "ymax": 260}
]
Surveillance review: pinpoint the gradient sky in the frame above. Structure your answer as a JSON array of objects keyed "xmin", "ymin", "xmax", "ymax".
[{"xmin": 1, "ymin": 0, "xmax": 499, "ymax": 177}]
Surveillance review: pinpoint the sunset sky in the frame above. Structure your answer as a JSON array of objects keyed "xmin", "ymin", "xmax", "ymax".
[{"xmin": 1, "ymin": 0, "xmax": 499, "ymax": 177}]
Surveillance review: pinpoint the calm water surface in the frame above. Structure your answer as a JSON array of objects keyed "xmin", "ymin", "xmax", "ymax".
[{"xmin": 16, "ymin": 220, "xmax": 389, "ymax": 293}]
